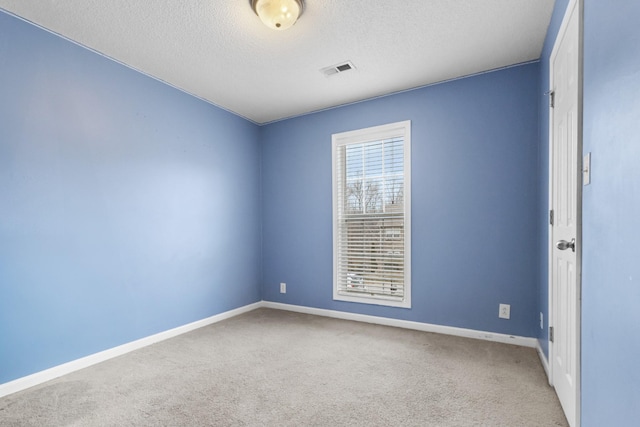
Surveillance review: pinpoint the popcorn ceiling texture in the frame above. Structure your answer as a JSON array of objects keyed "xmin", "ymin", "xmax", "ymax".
[{"xmin": 0, "ymin": 0, "xmax": 554, "ymax": 124}]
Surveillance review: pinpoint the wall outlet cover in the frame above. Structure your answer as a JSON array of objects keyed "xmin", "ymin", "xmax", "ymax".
[
  {"xmin": 280, "ymin": 282, "xmax": 286, "ymax": 294},
  {"xmin": 499, "ymin": 304, "xmax": 511, "ymax": 319}
]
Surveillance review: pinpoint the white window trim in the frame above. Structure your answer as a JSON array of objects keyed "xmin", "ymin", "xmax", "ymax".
[{"xmin": 332, "ymin": 120, "xmax": 411, "ymax": 309}]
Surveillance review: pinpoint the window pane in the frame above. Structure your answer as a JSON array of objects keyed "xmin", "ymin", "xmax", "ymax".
[
  {"xmin": 346, "ymin": 179, "xmax": 363, "ymax": 214},
  {"xmin": 332, "ymin": 121, "xmax": 411, "ymax": 308},
  {"xmin": 384, "ymin": 177, "xmax": 404, "ymax": 208},
  {"xmin": 364, "ymin": 142, "xmax": 383, "ymax": 177},
  {"xmin": 384, "ymin": 139, "xmax": 404, "ymax": 174},
  {"xmin": 364, "ymin": 178, "xmax": 383, "ymax": 213},
  {"xmin": 345, "ymin": 145, "xmax": 363, "ymax": 179}
]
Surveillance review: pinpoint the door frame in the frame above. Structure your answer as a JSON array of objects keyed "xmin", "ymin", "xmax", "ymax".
[{"xmin": 548, "ymin": 0, "xmax": 583, "ymax": 426}]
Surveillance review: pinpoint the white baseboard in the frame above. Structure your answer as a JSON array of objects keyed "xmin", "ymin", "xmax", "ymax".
[
  {"xmin": 0, "ymin": 302, "xmax": 262, "ymax": 399},
  {"xmin": 536, "ymin": 340, "xmax": 551, "ymax": 383},
  {"xmin": 1, "ymin": 300, "xmax": 540, "ymax": 399},
  {"xmin": 261, "ymin": 301, "xmax": 538, "ymax": 348}
]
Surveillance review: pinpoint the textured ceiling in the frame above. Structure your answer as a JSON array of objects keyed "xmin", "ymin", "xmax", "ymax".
[{"xmin": 0, "ymin": 0, "xmax": 555, "ymax": 124}]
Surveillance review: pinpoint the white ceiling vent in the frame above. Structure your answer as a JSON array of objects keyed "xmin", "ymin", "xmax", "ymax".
[{"xmin": 321, "ymin": 61, "xmax": 356, "ymax": 77}]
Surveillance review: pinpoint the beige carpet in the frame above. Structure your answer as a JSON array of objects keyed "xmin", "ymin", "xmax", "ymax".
[{"xmin": 0, "ymin": 308, "xmax": 567, "ymax": 426}]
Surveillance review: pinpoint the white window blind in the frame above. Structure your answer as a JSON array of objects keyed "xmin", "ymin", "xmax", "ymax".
[{"xmin": 332, "ymin": 121, "xmax": 411, "ymax": 308}]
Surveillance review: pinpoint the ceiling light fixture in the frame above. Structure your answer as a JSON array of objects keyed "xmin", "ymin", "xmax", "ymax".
[{"xmin": 250, "ymin": 0, "xmax": 304, "ymax": 31}]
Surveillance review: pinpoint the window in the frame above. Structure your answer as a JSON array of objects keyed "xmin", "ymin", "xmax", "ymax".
[{"xmin": 332, "ymin": 121, "xmax": 411, "ymax": 308}]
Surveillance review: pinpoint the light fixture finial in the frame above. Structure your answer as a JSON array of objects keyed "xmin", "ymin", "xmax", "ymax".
[{"xmin": 251, "ymin": 0, "xmax": 304, "ymax": 31}]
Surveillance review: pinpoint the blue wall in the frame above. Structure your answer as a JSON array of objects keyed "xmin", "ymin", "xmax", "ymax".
[
  {"xmin": 0, "ymin": 11, "xmax": 262, "ymax": 383},
  {"xmin": 6, "ymin": 4, "xmax": 639, "ymax": 423},
  {"xmin": 581, "ymin": 0, "xmax": 640, "ymax": 424},
  {"xmin": 536, "ymin": 0, "xmax": 570, "ymax": 358},
  {"xmin": 261, "ymin": 63, "xmax": 541, "ymax": 338}
]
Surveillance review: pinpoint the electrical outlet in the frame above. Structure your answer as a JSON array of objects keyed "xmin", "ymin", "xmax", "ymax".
[
  {"xmin": 540, "ymin": 312, "xmax": 544, "ymax": 329},
  {"xmin": 499, "ymin": 304, "xmax": 510, "ymax": 319},
  {"xmin": 280, "ymin": 282, "xmax": 286, "ymax": 294}
]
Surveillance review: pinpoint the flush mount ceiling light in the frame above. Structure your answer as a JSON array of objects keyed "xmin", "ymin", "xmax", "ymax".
[{"xmin": 250, "ymin": 0, "xmax": 304, "ymax": 31}]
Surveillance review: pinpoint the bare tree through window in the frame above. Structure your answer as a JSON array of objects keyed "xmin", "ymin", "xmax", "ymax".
[{"xmin": 333, "ymin": 121, "xmax": 411, "ymax": 307}]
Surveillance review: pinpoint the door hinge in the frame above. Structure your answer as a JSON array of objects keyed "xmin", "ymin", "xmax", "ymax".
[
  {"xmin": 549, "ymin": 90, "xmax": 555, "ymax": 108},
  {"xmin": 550, "ymin": 209, "xmax": 554, "ymax": 226},
  {"xmin": 549, "ymin": 326, "xmax": 554, "ymax": 343}
]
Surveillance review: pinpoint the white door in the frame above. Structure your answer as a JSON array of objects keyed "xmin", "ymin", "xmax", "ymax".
[{"xmin": 549, "ymin": 1, "xmax": 581, "ymax": 426}]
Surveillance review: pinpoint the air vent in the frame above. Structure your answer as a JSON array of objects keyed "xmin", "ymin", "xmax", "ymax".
[{"xmin": 321, "ymin": 61, "xmax": 356, "ymax": 77}]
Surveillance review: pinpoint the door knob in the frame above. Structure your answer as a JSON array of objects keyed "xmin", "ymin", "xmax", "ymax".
[{"xmin": 556, "ymin": 238, "xmax": 576, "ymax": 252}]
